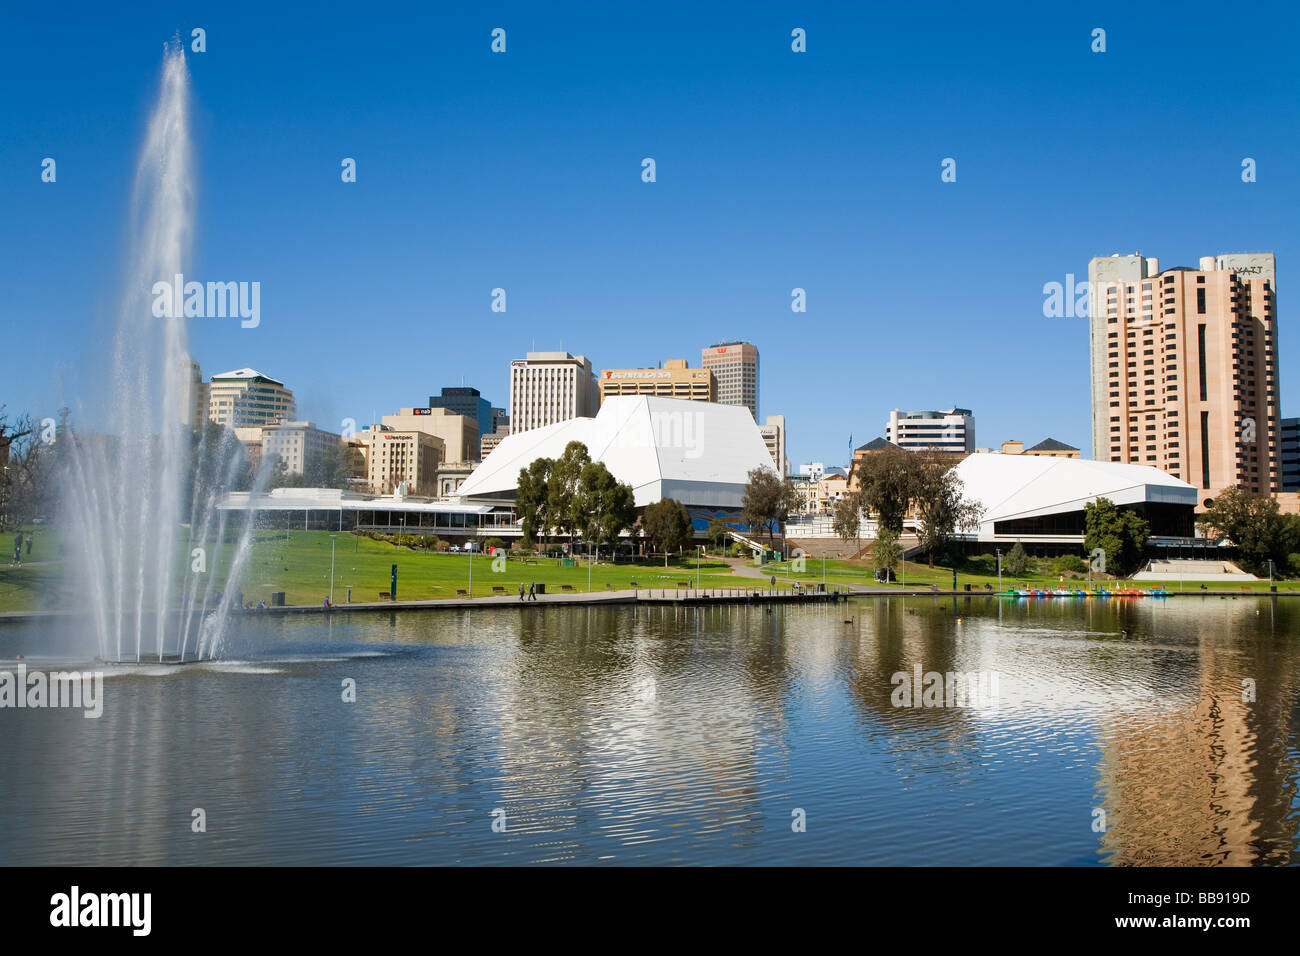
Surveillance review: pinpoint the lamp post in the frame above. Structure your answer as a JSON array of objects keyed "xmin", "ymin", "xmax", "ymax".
[
  {"xmin": 329, "ymin": 534, "xmax": 337, "ymax": 604},
  {"xmin": 469, "ymin": 542, "xmax": 473, "ymax": 598},
  {"xmin": 996, "ymin": 548, "xmax": 1002, "ymax": 590},
  {"xmin": 696, "ymin": 544, "xmax": 702, "ymax": 589}
]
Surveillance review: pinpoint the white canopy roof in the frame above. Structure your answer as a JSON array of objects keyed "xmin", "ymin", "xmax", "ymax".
[
  {"xmin": 952, "ymin": 453, "xmax": 1197, "ymax": 535},
  {"xmin": 454, "ymin": 396, "xmax": 776, "ymax": 507}
]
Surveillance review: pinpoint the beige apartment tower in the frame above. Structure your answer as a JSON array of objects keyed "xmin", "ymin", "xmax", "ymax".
[
  {"xmin": 1088, "ymin": 253, "xmax": 1280, "ymax": 500},
  {"xmin": 509, "ymin": 352, "xmax": 599, "ymax": 434},
  {"xmin": 598, "ymin": 359, "xmax": 715, "ymax": 404},
  {"xmin": 701, "ymin": 341, "xmax": 759, "ymax": 420}
]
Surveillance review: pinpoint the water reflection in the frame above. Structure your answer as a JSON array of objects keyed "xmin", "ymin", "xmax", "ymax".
[{"xmin": 0, "ymin": 597, "xmax": 1296, "ymax": 865}]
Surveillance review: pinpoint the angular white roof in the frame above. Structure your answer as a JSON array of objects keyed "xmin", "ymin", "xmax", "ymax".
[
  {"xmin": 952, "ymin": 453, "xmax": 1197, "ymax": 534},
  {"xmin": 210, "ymin": 368, "xmax": 283, "ymax": 385},
  {"xmin": 454, "ymin": 396, "xmax": 776, "ymax": 507}
]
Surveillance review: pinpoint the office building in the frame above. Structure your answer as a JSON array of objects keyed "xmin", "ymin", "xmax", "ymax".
[
  {"xmin": 758, "ymin": 414, "xmax": 787, "ymax": 474},
  {"xmin": 599, "ymin": 359, "xmax": 716, "ymax": 404},
  {"xmin": 176, "ymin": 354, "xmax": 206, "ymax": 429},
  {"xmin": 508, "ymin": 351, "xmax": 598, "ymax": 434},
  {"xmin": 1088, "ymin": 252, "xmax": 1280, "ymax": 498},
  {"xmin": 701, "ymin": 341, "xmax": 759, "ymax": 419},
  {"xmin": 428, "ymin": 387, "xmax": 494, "ymax": 439},
  {"xmin": 207, "ymin": 368, "xmax": 296, "ymax": 428},
  {"xmin": 261, "ymin": 422, "xmax": 342, "ymax": 477},
  {"xmin": 362, "ymin": 427, "xmax": 444, "ymax": 496},
  {"xmin": 886, "ymin": 408, "xmax": 975, "ymax": 453},
  {"xmin": 382, "ymin": 407, "xmax": 478, "ymax": 465},
  {"xmin": 1282, "ymin": 417, "xmax": 1300, "ymax": 492}
]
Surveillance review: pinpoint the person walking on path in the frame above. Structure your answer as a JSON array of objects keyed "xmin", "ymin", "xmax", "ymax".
[
  {"xmin": 518, "ymin": 583, "xmax": 526, "ymax": 602},
  {"xmin": 528, "ymin": 582, "xmax": 537, "ymax": 601},
  {"xmin": 12, "ymin": 531, "xmax": 23, "ymax": 567}
]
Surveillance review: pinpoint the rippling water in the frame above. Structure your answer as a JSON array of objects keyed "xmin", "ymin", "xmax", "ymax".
[{"xmin": 1, "ymin": 596, "xmax": 1298, "ymax": 865}]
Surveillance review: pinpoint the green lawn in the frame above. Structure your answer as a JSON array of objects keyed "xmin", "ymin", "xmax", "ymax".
[
  {"xmin": 4, "ymin": 529, "xmax": 1296, "ymax": 613},
  {"xmin": 760, "ymin": 555, "xmax": 1300, "ymax": 593},
  {"xmin": 0, "ymin": 530, "xmax": 769, "ymax": 612}
]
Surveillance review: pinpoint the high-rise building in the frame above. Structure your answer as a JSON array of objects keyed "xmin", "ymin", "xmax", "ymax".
[
  {"xmin": 758, "ymin": 414, "xmax": 787, "ymax": 474},
  {"xmin": 362, "ymin": 426, "xmax": 444, "ymax": 496},
  {"xmin": 598, "ymin": 359, "xmax": 715, "ymax": 404},
  {"xmin": 885, "ymin": 408, "xmax": 974, "ymax": 453},
  {"xmin": 177, "ymin": 354, "xmax": 206, "ymax": 428},
  {"xmin": 701, "ymin": 341, "xmax": 759, "ymax": 419},
  {"xmin": 428, "ymin": 387, "xmax": 494, "ymax": 439},
  {"xmin": 207, "ymin": 368, "xmax": 296, "ymax": 428},
  {"xmin": 382, "ymin": 408, "xmax": 478, "ymax": 465},
  {"xmin": 1281, "ymin": 418, "xmax": 1299, "ymax": 492},
  {"xmin": 261, "ymin": 422, "xmax": 342, "ymax": 478},
  {"xmin": 1088, "ymin": 253, "xmax": 1280, "ymax": 498},
  {"xmin": 508, "ymin": 351, "xmax": 598, "ymax": 434}
]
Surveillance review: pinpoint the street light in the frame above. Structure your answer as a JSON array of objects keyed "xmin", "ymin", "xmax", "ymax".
[
  {"xmin": 996, "ymin": 548, "xmax": 1002, "ymax": 590},
  {"xmin": 329, "ymin": 534, "xmax": 337, "ymax": 604},
  {"xmin": 696, "ymin": 544, "xmax": 702, "ymax": 588}
]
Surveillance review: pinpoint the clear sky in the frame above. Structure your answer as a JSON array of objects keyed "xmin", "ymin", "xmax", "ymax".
[{"xmin": 2, "ymin": 1, "xmax": 1298, "ymax": 464}]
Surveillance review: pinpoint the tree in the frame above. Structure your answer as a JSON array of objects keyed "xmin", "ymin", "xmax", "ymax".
[
  {"xmin": 912, "ymin": 453, "xmax": 982, "ymax": 567},
  {"xmin": 1197, "ymin": 485, "xmax": 1288, "ymax": 574},
  {"xmin": 641, "ymin": 498, "xmax": 692, "ymax": 559},
  {"xmin": 741, "ymin": 467, "xmax": 798, "ymax": 545},
  {"xmin": 852, "ymin": 446, "xmax": 920, "ymax": 533},
  {"xmin": 872, "ymin": 526, "xmax": 902, "ymax": 576},
  {"xmin": 547, "ymin": 441, "xmax": 591, "ymax": 543},
  {"xmin": 1084, "ymin": 497, "xmax": 1149, "ymax": 577},
  {"xmin": 832, "ymin": 492, "xmax": 862, "ymax": 550},
  {"xmin": 516, "ymin": 457, "xmax": 553, "ymax": 546},
  {"xmin": 707, "ymin": 517, "xmax": 731, "ymax": 553},
  {"xmin": 573, "ymin": 461, "xmax": 636, "ymax": 548},
  {"xmin": 1004, "ymin": 541, "xmax": 1030, "ymax": 577}
]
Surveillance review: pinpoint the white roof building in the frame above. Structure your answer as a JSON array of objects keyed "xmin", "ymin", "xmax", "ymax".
[
  {"xmin": 952, "ymin": 453, "xmax": 1197, "ymax": 541},
  {"xmin": 454, "ymin": 396, "xmax": 775, "ymax": 508}
]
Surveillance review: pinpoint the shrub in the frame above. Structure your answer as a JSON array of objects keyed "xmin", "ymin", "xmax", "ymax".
[
  {"xmin": 435, "ymin": 539, "xmax": 451, "ymax": 553},
  {"xmin": 1055, "ymin": 554, "xmax": 1087, "ymax": 574}
]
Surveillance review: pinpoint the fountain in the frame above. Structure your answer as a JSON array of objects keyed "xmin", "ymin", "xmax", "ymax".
[{"xmin": 61, "ymin": 41, "xmax": 262, "ymax": 663}]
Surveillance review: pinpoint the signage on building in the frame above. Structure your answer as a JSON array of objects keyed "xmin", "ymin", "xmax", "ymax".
[{"xmin": 412, "ymin": 408, "xmax": 431, "ymax": 415}]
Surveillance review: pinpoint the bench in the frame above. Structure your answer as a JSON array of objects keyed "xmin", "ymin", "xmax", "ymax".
[
  {"xmin": 456, "ymin": 589, "xmax": 469, "ymax": 597},
  {"xmin": 560, "ymin": 584, "xmax": 575, "ymax": 592},
  {"xmin": 491, "ymin": 586, "xmax": 506, "ymax": 594},
  {"xmin": 377, "ymin": 592, "xmax": 391, "ymax": 601},
  {"xmin": 629, "ymin": 581, "xmax": 639, "ymax": 588},
  {"xmin": 676, "ymin": 582, "xmax": 690, "ymax": 588}
]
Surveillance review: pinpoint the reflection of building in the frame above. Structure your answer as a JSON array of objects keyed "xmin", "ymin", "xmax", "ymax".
[
  {"xmin": 701, "ymin": 341, "xmax": 759, "ymax": 420},
  {"xmin": 382, "ymin": 407, "xmax": 477, "ymax": 464},
  {"xmin": 207, "ymin": 368, "xmax": 296, "ymax": 428},
  {"xmin": 886, "ymin": 408, "xmax": 974, "ymax": 453},
  {"xmin": 509, "ymin": 351, "xmax": 599, "ymax": 434},
  {"xmin": 758, "ymin": 415, "xmax": 787, "ymax": 475},
  {"xmin": 1094, "ymin": 599, "xmax": 1300, "ymax": 865},
  {"xmin": 1088, "ymin": 252, "xmax": 1280, "ymax": 498},
  {"xmin": 599, "ymin": 359, "xmax": 715, "ymax": 404}
]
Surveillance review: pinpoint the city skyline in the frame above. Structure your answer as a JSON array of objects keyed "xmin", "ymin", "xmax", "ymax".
[{"xmin": 4, "ymin": 4, "xmax": 1298, "ymax": 467}]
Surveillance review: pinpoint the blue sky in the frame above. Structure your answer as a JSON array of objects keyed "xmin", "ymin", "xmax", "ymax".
[{"xmin": 2, "ymin": 1, "xmax": 1298, "ymax": 464}]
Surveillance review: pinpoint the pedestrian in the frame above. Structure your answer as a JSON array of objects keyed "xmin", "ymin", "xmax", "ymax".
[
  {"xmin": 25, "ymin": 535, "xmax": 32, "ymax": 557},
  {"xmin": 323, "ymin": 596, "xmax": 330, "ymax": 608},
  {"xmin": 518, "ymin": 583, "xmax": 525, "ymax": 601},
  {"xmin": 528, "ymin": 582, "xmax": 536, "ymax": 601},
  {"xmin": 13, "ymin": 531, "xmax": 23, "ymax": 567}
]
